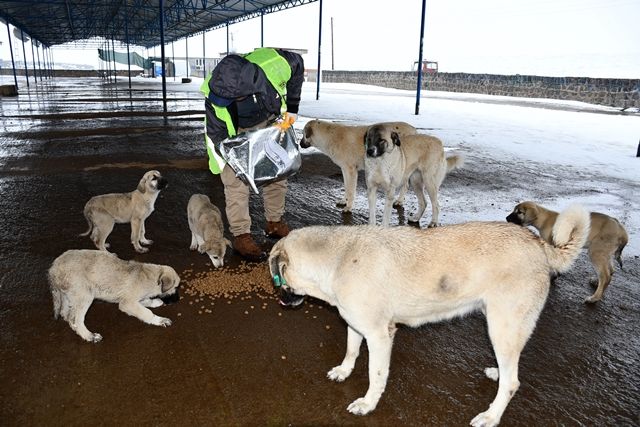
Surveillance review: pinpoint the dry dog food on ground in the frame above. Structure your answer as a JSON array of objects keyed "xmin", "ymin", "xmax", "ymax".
[{"xmin": 183, "ymin": 261, "xmax": 275, "ymax": 300}]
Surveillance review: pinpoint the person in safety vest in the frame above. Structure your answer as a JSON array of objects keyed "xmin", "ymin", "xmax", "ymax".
[{"xmin": 202, "ymin": 48, "xmax": 305, "ymax": 261}]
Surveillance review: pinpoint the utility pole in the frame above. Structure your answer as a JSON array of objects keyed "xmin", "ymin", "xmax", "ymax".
[{"xmin": 331, "ymin": 17, "xmax": 334, "ymax": 71}]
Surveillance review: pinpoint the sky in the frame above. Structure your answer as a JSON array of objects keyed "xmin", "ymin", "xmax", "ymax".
[{"xmin": 1, "ymin": 0, "xmax": 639, "ymax": 77}]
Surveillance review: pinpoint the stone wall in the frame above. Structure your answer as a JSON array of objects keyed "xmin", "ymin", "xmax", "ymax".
[{"xmin": 321, "ymin": 70, "xmax": 640, "ymax": 109}]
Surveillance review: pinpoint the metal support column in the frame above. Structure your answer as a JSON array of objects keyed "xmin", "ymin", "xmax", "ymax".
[
  {"xmin": 20, "ymin": 29, "xmax": 30, "ymax": 88},
  {"xmin": 36, "ymin": 41, "xmax": 42, "ymax": 82},
  {"xmin": 226, "ymin": 23, "xmax": 229, "ymax": 55},
  {"xmin": 171, "ymin": 42, "xmax": 175, "ymax": 81},
  {"xmin": 159, "ymin": 0, "xmax": 168, "ymax": 119},
  {"xmin": 6, "ymin": 23, "xmax": 19, "ymax": 89},
  {"xmin": 30, "ymin": 38, "xmax": 38, "ymax": 83},
  {"xmin": 202, "ymin": 31, "xmax": 206, "ymax": 78},
  {"xmin": 261, "ymin": 11, "xmax": 264, "ymax": 47},
  {"xmin": 125, "ymin": 7, "xmax": 132, "ymax": 94},
  {"xmin": 185, "ymin": 36, "xmax": 189, "ymax": 78},
  {"xmin": 415, "ymin": 0, "xmax": 427, "ymax": 115},
  {"xmin": 315, "ymin": 0, "xmax": 323, "ymax": 100},
  {"xmin": 111, "ymin": 37, "xmax": 118, "ymax": 85}
]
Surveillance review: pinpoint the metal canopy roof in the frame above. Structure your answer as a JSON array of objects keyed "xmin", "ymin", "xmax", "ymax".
[{"xmin": 0, "ymin": 0, "xmax": 317, "ymax": 48}]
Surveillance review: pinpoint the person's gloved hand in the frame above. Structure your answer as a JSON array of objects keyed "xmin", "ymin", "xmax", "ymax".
[{"xmin": 275, "ymin": 112, "xmax": 297, "ymax": 131}]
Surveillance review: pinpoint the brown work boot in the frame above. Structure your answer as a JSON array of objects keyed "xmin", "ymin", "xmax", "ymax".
[
  {"xmin": 265, "ymin": 221, "xmax": 290, "ymax": 239},
  {"xmin": 233, "ymin": 233, "xmax": 266, "ymax": 261}
]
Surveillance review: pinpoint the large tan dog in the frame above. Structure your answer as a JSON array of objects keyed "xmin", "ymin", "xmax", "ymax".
[
  {"xmin": 187, "ymin": 194, "xmax": 231, "ymax": 268},
  {"xmin": 49, "ymin": 249, "xmax": 180, "ymax": 343},
  {"xmin": 364, "ymin": 126, "xmax": 463, "ymax": 226},
  {"xmin": 300, "ymin": 119, "xmax": 416, "ymax": 212},
  {"xmin": 506, "ymin": 201, "xmax": 628, "ymax": 303},
  {"xmin": 80, "ymin": 170, "xmax": 168, "ymax": 253},
  {"xmin": 269, "ymin": 205, "xmax": 590, "ymax": 426}
]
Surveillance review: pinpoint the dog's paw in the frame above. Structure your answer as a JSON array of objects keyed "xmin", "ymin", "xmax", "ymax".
[
  {"xmin": 336, "ymin": 199, "xmax": 347, "ymax": 208},
  {"xmin": 134, "ymin": 246, "xmax": 149, "ymax": 253},
  {"xmin": 327, "ymin": 366, "xmax": 351, "ymax": 382},
  {"xmin": 585, "ymin": 294, "xmax": 601, "ymax": 304},
  {"xmin": 484, "ymin": 367, "xmax": 499, "ymax": 381},
  {"xmin": 347, "ymin": 397, "xmax": 375, "ymax": 415},
  {"xmin": 470, "ymin": 410, "xmax": 499, "ymax": 427},
  {"xmin": 189, "ymin": 243, "xmax": 197, "ymax": 251},
  {"xmin": 141, "ymin": 239, "xmax": 154, "ymax": 246},
  {"xmin": 153, "ymin": 316, "xmax": 172, "ymax": 327},
  {"xmin": 86, "ymin": 333, "xmax": 103, "ymax": 343},
  {"xmin": 427, "ymin": 221, "xmax": 439, "ymax": 228}
]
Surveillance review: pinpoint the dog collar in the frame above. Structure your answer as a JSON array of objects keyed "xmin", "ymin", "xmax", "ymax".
[{"xmin": 273, "ymin": 274, "xmax": 286, "ymax": 288}]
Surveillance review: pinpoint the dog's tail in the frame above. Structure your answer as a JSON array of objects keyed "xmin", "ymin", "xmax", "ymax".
[
  {"xmin": 543, "ymin": 204, "xmax": 590, "ymax": 273},
  {"xmin": 445, "ymin": 154, "xmax": 464, "ymax": 173},
  {"xmin": 79, "ymin": 206, "xmax": 93, "ymax": 237}
]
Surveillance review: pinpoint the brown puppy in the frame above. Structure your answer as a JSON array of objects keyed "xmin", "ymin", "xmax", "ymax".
[
  {"xmin": 507, "ymin": 201, "xmax": 628, "ymax": 303},
  {"xmin": 300, "ymin": 119, "xmax": 416, "ymax": 212}
]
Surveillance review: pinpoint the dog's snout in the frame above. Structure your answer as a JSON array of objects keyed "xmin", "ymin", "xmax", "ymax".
[
  {"xmin": 300, "ymin": 137, "xmax": 310, "ymax": 149},
  {"xmin": 366, "ymin": 146, "xmax": 378, "ymax": 157},
  {"xmin": 506, "ymin": 213, "xmax": 520, "ymax": 224}
]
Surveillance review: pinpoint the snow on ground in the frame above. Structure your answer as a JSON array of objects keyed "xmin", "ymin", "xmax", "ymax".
[{"xmin": 297, "ymin": 82, "xmax": 640, "ymax": 256}]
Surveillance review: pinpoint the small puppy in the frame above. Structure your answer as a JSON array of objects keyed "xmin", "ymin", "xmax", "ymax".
[
  {"xmin": 507, "ymin": 201, "xmax": 628, "ymax": 303},
  {"xmin": 80, "ymin": 170, "xmax": 168, "ymax": 253},
  {"xmin": 364, "ymin": 126, "xmax": 463, "ymax": 226},
  {"xmin": 187, "ymin": 194, "xmax": 231, "ymax": 268},
  {"xmin": 48, "ymin": 249, "xmax": 180, "ymax": 342},
  {"xmin": 300, "ymin": 120, "xmax": 416, "ymax": 212}
]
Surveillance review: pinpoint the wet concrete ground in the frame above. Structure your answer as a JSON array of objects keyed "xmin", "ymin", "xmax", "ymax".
[{"xmin": 0, "ymin": 77, "xmax": 638, "ymax": 426}]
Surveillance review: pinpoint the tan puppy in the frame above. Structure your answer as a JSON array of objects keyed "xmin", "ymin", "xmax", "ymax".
[
  {"xmin": 300, "ymin": 119, "xmax": 416, "ymax": 212},
  {"xmin": 364, "ymin": 127, "xmax": 463, "ymax": 226},
  {"xmin": 187, "ymin": 194, "xmax": 231, "ymax": 268},
  {"xmin": 49, "ymin": 249, "xmax": 180, "ymax": 342},
  {"xmin": 507, "ymin": 201, "xmax": 628, "ymax": 303},
  {"xmin": 269, "ymin": 205, "xmax": 590, "ymax": 426},
  {"xmin": 80, "ymin": 170, "xmax": 168, "ymax": 253}
]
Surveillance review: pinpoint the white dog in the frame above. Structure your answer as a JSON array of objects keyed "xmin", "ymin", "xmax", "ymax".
[
  {"xmin": 187, "ymin": 194, "xmax": 231, "ymax": 268},
  {"xmin": 49, "ymin": 249, "xmax": 180, "ymax": 343},
  {"xmin": 80, "ymin": 170, "xmax": 168, "ymax": 253},
  {"xmin": 300, "ymin": 120, "xmax": 416, "ymax": 212},
  {"xmin": 269, "ymin": 205, "xmax": 590, "ymax": 426},
  {"xmin": 364, "ymin": 125, "xmax": 463, "ymax": 226}
]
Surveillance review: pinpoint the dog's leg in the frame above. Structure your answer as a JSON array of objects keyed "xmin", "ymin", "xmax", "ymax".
[
  {"xmin": 130, "ymin": 218, "xmax": 148, "ymax": 253},
  {"xmin": 342, "ymin": 166, "xmax": 358, "ymax": 212},
  {"xmin": 119, "ymin": 301, "xmax": 171, "ymax": 326},
  {"xmin": 140, "ymin": 298, "xmax": 164, "ymax": 308},
  {"xmin": 367, "ymin": 185, "xmax": 378, "ymax": 225},
  {"xmin": 139, "ymin": 219, "xmax": 153, "ymax": 246},
  {"xmin": 190, "ymin": 229, "xmax": 198, "ymax": 250},
  {"xmin": 471, "ymin": 299, "xmax": 538, "ymax": 427},
  {"xmin": 424, "ymin": 175, "xmax": 441, "ymax": 228},
  {"xmin": 346, "ymin": 328, "xmax": 393, "ymax": 415},
  {"xmin": 93, "ymin": 214, "xmax": 114, "ymax": 250},
  {"xmin": 328, "ymin": 325, "xmax": 363, "ymax": 382},
  {"xmin": 68, "ymin": 293, "xmax": 102, "ymax": 343},
  {"xmin": 408, "ymin": 173, "xmax": 427, "ymax": 223},
  {"xmin": 393, "ymin": 182, "xmax": 408, "ymax": 208},
  {"xmin": 585, "ymin": 248, "xmax": 613, "ymax": 303},
  {"xmin": 382, "ymin": 187, "xmax": 395, "ymax": 227}
]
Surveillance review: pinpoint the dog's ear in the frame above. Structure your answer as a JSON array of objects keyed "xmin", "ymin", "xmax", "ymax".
[
  {"xmin": 197, "ymin": 243, "xmax": 206, "ymax": 254},
  {"xmin": 304, "ymin": 124, "xmax": 313, "ymax": 139},
  {"xmin": 159, "ymin": 268, "xmax": 178, "ymax": 293},
  {"xmin": 391, "ymin": 131, "xmax": 401, "ymax": 146},
  {"xmin": 137, "ymin": 176, "xmax": 147, "ymax": 194},
  {"xmin": 268, "ymin": 241, "xmax": 289, "ymax": 283}
]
